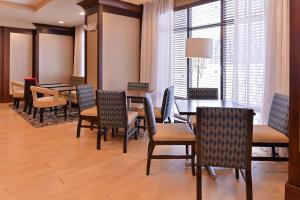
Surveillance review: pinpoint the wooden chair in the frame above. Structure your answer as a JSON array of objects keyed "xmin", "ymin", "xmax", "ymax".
[
  {"xmin": 11, "ymin": 81, "xmax": 24, "ymax": 109},
  {"xmin": 196, "ymin": 107, "xmax": 254, "ymax": 200},
  {"xmin": 252, "ymin": 93, "xmax": 289, "ymax": 161},
  {"xmin": 143, "ymin": 93, "xmax": 195, "ymax": 176},
  {"xmin": 127, "ymin": 82, "xmax": 150, "ymax": 111},
  {"xmin": 76, "ymin": 85, "xmax": 98, "ymax": 138},
  {"xmin": 188, "ymin": 88, "xmax": 218, "ymax": 128},
  {"xmin": 96, "ymin": 90, "xmax": 138, "ymax": 153},
  {"xmin": 31, "ymin": 86, "xmax": 67, "ymax": 123},
  {"xmin": 138, "ymin": 86, "xmax": 174, "ymax": 124}
]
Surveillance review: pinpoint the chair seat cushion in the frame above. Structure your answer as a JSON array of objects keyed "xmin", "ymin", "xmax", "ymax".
[
  {"xmin": 13, "ymin": 90, "xmax": 24, "ymax": 98},
  {"xmin": 153, "ymin": 123, "xmax": 195, "ymax": 142},
  {"xmin": 138, "ymin": 107, "xmax": 162, "ymax": 119},
  {"xmin": 33, "ymin": 97, "xmax": 66, "ymax": 108},
  {"xmin": 128, "ymin": 111, "xmax": 138, "ymax": 125},
  {"xmin": 253, "ymin": 125, "xmax": 289, "ymax": 143},
  {"xmin": 129, "ymin": 103, "xmax": 144, "ymax": 111},
  {"xmin": 81, "ymin": 106, "xmax": 97, "ymax": 117}
]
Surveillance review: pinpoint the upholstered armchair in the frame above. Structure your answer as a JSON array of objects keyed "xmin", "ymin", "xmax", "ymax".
[
  {"xmin": 196, "ymin": 107, "xmax": 254, "ymax": 200},
  {"xmin": 31, "ymin": 86, "xmax": 67, "ymax": 123},
  {"xmin": 143, "ymin": 93, "xmax": 195, "ymax": 176},
  {"xmin": 11, "ymin": 81, "xmax": 24, "ymax": 109}
]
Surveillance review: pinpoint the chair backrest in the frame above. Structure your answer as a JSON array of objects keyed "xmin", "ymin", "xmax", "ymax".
[
  {"xmin": 196, "ymin": 107, "xmax": 254, "ymax": 170},
  {"xmin": 71, "ymin": 76, "xmax": 85, "ymax": 86},
  {"xmin": 161, "ymin": 86, "xmax": 174, "ymax": 121},
  {"xmin": 11, "ymin": 81, "xmax": 24, "ymax": 95},
  {"xmin": 96, "ymin": 90, "xmax": 128, "ymax": 128},
  {"xmin": 268, "ymin": 93, "xmax": 289, "ymax": 136},
  {"xmin": 30, "ymin": 86, "xmax": 58, "ymax": 102},
  {"xmin": 128, "ymin": 82, "xmax": 150, "ymax": 90},
  {"xmin": 188, "ymin": 88, "xmax": 218, "ymax": 100},
  {"xmin": 143, "ymin": 93, "xmax": 157, "ymax": 141},
  {"xmin": 76, "ymin": 85, "xmax": 95, "ymax": 113}
]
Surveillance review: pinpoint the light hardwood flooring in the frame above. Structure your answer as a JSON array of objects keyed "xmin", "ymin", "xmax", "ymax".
[{"xmin": 0, "ymin": 104, "xmax": 287, "ymax": 200}]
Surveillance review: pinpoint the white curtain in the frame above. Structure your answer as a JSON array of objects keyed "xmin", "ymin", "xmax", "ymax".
[
  {"xmin": 140, "ymin": 0, "xmax": 173, "ymax": 106},
  {"xmin": 262, "ymin": 0, "xmax": 290, "ymax": 124},
  {"xmin": 73, "ymin": 25, "xmax": 85, "ymax": 77},
  {"xmin": 231, "ymin": 0, "xmax": 266, "ymax": 123}
]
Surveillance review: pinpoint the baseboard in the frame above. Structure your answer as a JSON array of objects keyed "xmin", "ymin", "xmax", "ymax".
[{"xmin": 285, "ymin": 183, "xmax": 300, "ymax": 200}]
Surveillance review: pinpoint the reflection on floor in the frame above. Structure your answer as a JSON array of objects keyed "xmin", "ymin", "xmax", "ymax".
[{"xmin": 0, "ymin": 103, "xmax": 287, "ymax": 200}]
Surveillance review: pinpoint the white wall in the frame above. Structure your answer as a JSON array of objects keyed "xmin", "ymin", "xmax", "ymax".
[
  {"xmin": 86, "ymin": 13, "xmax": 98, "ymax": 90},
  {"xmin": 102, "ymin": 13, "xmax": 141, "ymax": 90},
  {"xmin": 39, "ymin": 33, "xmax": 73, "ymax": 84},
  {"xmin": 9, "ymin": 32, "xmax": 32, "ymax": 94}
]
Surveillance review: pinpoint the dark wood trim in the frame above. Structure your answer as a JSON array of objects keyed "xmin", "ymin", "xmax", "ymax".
[
  {"xmin": 99, "ymin": 0, "xmax": 142, "ymax": 13},
  {"xmin": 32, "ymin": 30, "xmax": 39, "ymax": 81},
  {"xmin": 78, "ymin": 0, "xmax": 98, "ymax": 10},
  {"xmin": 0, "ymin": 27, "xmax": 4, "ymax": 102},
  {"xmin": 98, "ymin": 5, "xmax": 103, "ymax": 90},
  {"xmin": 286, "ymin": 0, "xmax": 300, "ymax": 199},
  {"xmin": 102, "ymin": 4, "xmax": 142, "ymax": 18},
  {"xmin": 33, "ymin": 23, "xmax": 75, "ymax": 36},
  {"xmin": 174, "ymin": 0, "xmax": 218, "ymax": 11}
]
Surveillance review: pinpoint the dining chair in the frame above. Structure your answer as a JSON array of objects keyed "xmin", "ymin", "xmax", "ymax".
[
  {"xmin": 31, "ymin": 86, "xmax": 67, "ymax": 123},
  {"xmin": 196, "ymin": 107, "xmax": 254, "ymax": 200},
  {"xmin": 61, "ymin": 76, "xmax": 85, "ymax": 105},
  {"xmin": 188, "ymin": 88, "xmax": 218, "ymax": 129},
  {"xmin": 252, "ymin": 93, "xmax": 289, "ymax": 161},
  {"xmin": 96, "ymin": 90, "xmax": 138, "ymax": 153},
  {"xmin": 138, "ymin": 86, "xmax": 174, "ymax": 124},
  {"xmin": 127, "ymin": 82, "xmax": 150, "ymax": 111},
  {"xmin": 76, "ymin": 85, "xmax": 98, "ymax": 138},
  {"xmin": 143, "ymin": 93, "xmax": 195, "ymax": 176},
  {"xmin": 11, "ymin": 81, "xmax": 24, "ymax": 109}
]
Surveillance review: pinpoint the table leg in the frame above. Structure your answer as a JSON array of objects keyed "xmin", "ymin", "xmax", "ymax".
[{"xmin": 68, "ymin": 91, "xmax": 72, "ymax": 108}]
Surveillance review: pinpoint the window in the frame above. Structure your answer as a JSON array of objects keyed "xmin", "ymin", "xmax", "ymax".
[{"xmin": 173, "ymin": 0, "xmax": 265, "ymax": 123}]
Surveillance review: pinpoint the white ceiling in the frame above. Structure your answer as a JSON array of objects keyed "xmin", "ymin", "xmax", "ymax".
[
  {"xmin": 0, "ymin": 0, "xmax": 147, "ymax": 29},
  {"xmin": 0, "ymin": 0, "xmax": 84, "ymax": 28}
]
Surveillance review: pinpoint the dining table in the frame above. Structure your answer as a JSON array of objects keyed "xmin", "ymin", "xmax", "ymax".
[
  {"xmin": 175, "ymin": 98, "xmax": 252, "ymax": 178},
  {"xmin": 125, "ymin": 89, "xmax": 156, "ymax": 108}
]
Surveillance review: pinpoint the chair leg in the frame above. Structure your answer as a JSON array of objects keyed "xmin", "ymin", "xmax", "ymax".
[
  {"xmin": 146, "ymin": 143, "xmax": 155, "ymax": 175},
  {"xmin": 123, "ymin": 128, "xmax": 128, "ymax": 153},
  {"xmin": 235, "ymin": 168, "xmax": 239, "ymax": 179},
  {"xmin": 186, "ymin": 145, "xmax": 189, "ymax": 155},
  {"xmin": 90, "ymin": 122, "xmax": 94, "ymax": 130},
  {"xmin": 197, "ymin": 159, "xmax": 202, "ymax": 200},
  {"xmin": 143, "ymin": 118, "xmax": 146, "ymax": 131},
  {"xmin": 97, "ymin": 129, "xmax": 102, "ymax": 150},
  {"xmin": 134, "ymin": 120, "xmax": 138, "ymax": 140},
  {"xmin": 40, "ymin": 108, "xmax": 44, "ymax": 123},
  {"xmin": 77, "ymin": 117, "xmax": 82, "ymax": 138},
  {"xmin": 245, "ymin": 169, "xmax": 253, "ymax": 200},
  {"xmin": 13, "ymin": 98, "xmax": 16, "ymax": 107},
  {"xmin": 16, "ymin": 99, "xmax": 20, "ymax": 109},
  {"xmin": 28, "ymin": 104, "xmax": 32, "ymax": 115},
  {"xmin": 112, "ymin": 128, "xmax": 115, "ymax": 138},
  {"xmin": 33, "ymin": 107, "xmax": 37, "ymax": 118},
  {"xmin": 191, "ymin": 144, "xmax": 196, "ymax": 176},
  {"xmin": 272, "ymin": 146, "xmax": 276, "ymax": 158},
  {"xmin": 64, "ymin": 105, "xmax": 67, "ymax": 120},
  {"xmin": 23, "ymin": 102, "xmax": 28, "ymax": 112},
  {"xmin": 104, "ymin": 128, "xmax": 107, "ymax": 142},
  {"xmin": 54, "ymin": 107, "xmax": 57, "ymax": 115}
]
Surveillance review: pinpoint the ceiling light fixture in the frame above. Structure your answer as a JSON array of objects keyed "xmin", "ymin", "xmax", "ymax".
[
  {"xmin": 79, "ymin": 11, "xmax": 85, "ymax": 16},
  {"xmin": 58, "ymin": 21, "xmax": 64, "ymax": 24}
]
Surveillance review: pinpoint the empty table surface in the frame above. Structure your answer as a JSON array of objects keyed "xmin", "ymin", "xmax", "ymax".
[
  {"xmin": 40, "ymin": 83, "xmax": 72, "ymax": 88},
  {"xmin": 175, "ymin": 99, "xmax": 245, "ymax": 115},
  {"xmin": 125, "ymin": 89, "xmax": 156, "ymax": 98}
]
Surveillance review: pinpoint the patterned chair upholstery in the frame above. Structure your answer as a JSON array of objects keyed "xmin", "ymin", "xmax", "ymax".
[
  {"xmin": 188, "ymin": 88, "xmax": 218, "ymax": 128},
  {"xmin": 143, "ymin": 93, "xmax": 195, "ymax": 176},
  {"xmin": 252, "ymin": 93, "xmax": 289, "ymax": 161},
  {"xmin": 11, "ymin": 81, "xmax": 24, "ymax": 109},
  {"xmin": 127, "ymin": 82, "xmax": 150, "ymax": 111},
  {"xmin": 31, "ymin": 86, "xmax": 67, "ymax": 123},
  {"xmin": 188, "ymin": 88, "xmax": 218, "ymax": 100},
  {"xmin": 196, "ymin": 107, "xmax": 254, "ymax": 200},
  {"xmin": 138, "ymin": 86, "xmax": 174, "ymax": 123},
  {"xmin": 61, "ymin": 76, "xmax": 85, "ymax": 104},
  {"xmin": 76, "ymin": 85, "xmax": 98, "ymax": 138},
  {"xmin": 96, "ymin": 90, "xmax": 138, "ymax": 153}
]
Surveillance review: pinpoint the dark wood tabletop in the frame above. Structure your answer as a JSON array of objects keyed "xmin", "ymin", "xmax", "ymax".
[
  {"xmin": 40, "ymin": 83, "xmax": 72, "ymax": 88},
  {"xmin": 175, "ymin": 99, "xmax": 246, "ymax": 115},
  {"xmin": 52, "ymin": 86, "xmax": 76, "ymax": 92}
]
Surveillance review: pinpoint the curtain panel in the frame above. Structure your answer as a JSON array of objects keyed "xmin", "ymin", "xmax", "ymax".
[
  {"xmin": 73, "ymin": 25, "xmax": 85, "ymax": 77},
  {"xmin": 140, "ymin": 0, "xmax": 174, "ymax": 106}
]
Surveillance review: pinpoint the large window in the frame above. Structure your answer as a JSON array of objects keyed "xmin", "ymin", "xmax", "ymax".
[{"xmin": 173, "ymin": 0, "xmax": 265, "ymax": 122}]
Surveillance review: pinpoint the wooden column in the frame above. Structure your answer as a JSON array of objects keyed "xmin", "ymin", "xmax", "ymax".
[
  {"xmin": 285, "ymin": 0, "xmax": 300, "ymax": 199},
  {"xmin": 0, "ymin": 27, "xmax": 4, "ymax": 102}
]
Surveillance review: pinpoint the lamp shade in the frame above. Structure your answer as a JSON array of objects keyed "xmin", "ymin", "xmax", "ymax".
[{"xmin": 185, "ymin": 38, "xmax": 213, "ymax": 58}]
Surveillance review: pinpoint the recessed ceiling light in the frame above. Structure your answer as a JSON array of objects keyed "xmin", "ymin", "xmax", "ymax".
[
  {"xmin": 58, "ymin": 21, "xmax": 64, "ymax": 24},
  {"xmin": 79, "ymin": 11, "xmax": 85, "ymax": 16}
]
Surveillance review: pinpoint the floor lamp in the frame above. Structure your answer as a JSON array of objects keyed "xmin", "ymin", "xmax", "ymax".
[{"xmin": 186, "ymin": 38, "xmax": 213, "ymax": 88}]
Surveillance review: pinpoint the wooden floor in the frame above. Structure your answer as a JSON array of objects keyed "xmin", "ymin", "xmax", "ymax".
[{"xmin": 0, "ymin": 104, "xmax": 287, "ymax": 200}]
